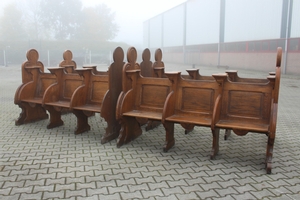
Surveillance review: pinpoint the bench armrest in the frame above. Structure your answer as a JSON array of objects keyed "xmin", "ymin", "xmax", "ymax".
[
  {"xmin": 70, "ymin": 85, "xmax": 88, "ymax": 108},
  {"xmin": 162, "ymin": 91, "xmax": 175, "ymax": 123},
  {"xmin": 42, "ymin": 83, "xmax": 60, "ymax": 105},
  {"xmin": 100, "ymin": 90, "xmax": 111, "ymax": 118},
  {"xmin": 211, "ymin": 94, "xmax": 222, "ymax": 129},
  {"xmin": 115, "ymin": 91, "xmax": 125, "ymax": 120},
  {"xmin": 14, "ymin": 81, "xmax": 35, "ymax": 104},
  {"xmin": 153, "ymin": 67, "xmax": 165, "ymax": 78},
  {"xmin": 116, "ymin": 89, "xmax": 134, "ymax": 119},
  {"xmin": 186, "ymin": 69, "xmax": 199, "ymax": 79},
  {"xmin": 269, "ymin": 100, "xmax": 278, "ymax": 138}
]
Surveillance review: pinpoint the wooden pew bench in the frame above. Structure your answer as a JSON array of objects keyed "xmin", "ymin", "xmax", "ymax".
[
  {"xmin": 162, "ymin": 72, "xmax": 227, "ymax": 153},
  {"xmin": 70, "ymin": 47, "xmax": 124, "ymax": 143},
  {"xmin": 70, "ymin": 68, "xmax": 109, "ymax": 135},
  {"xmin": 15, "ymin": 49, "xmax": 76, "ymax": 125},
  {"xmin": 138, "ymin": 48, "xmax": 166, "ymax": 131},
  {"xmin": 116, "ymin": 69, "xmax": 180, "ymax": 148},
  {"xmin": 183, "ymin": 68, "xmax": 273, "ymax": 139},
  {"xmin": 212, "ymin": 47, "xmax": 282, "ymax": 174},
  {"xmin": 42, "ymin": 67, "xmax": 87, "ymax": 128},
  {"xmin": 116, "ymin": 47, "xmax": 170, "ymax": 147},
  {"xmin": 14, "ymin": 66, "xmax": 57, "ymax": 125}
]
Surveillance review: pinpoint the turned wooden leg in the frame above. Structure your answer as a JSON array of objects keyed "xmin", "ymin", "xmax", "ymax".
[
  {"xmin": 163, "ymin": 122, "xmax": 175, "ymax": 152},
  {"xmin": 116, "ymin": 116, "xmax": 142, "ymax": 148},
  {"xmin": 45, "ymin": 105, "xmax": 64, "ymax": 129},
  {"xmin": 15, "ymin": 103, "xmax": 48, "ymax": 125},
  {"xmin": 210, "ymin": 128, "xmax": 220, "ymax": 159},
  {"xmin": 72, "ymin": 110, "xmax": 90, "ymax": 134},
  {"xmin": 265, "ymin": 135, "xmax": 275, "ymax": 174}
]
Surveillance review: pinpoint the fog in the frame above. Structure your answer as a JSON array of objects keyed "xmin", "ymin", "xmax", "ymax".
[
  {"xmin": 82, "ymin": 0, "xmax": 186, "ymax": 47},
  {"xmin": 0, "ymin": 0, "xmax": 186, "ymax": 47}
]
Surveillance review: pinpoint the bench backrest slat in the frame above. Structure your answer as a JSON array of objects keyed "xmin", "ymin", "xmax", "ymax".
[
  {"xmin": 35, "ymin": 74, "xmax": 56, "ymax": 98},
  {"xmin": 176, "ymin": 80, "xmax": 218, "ymax": 115},
  {"xmin": 135, "ymin": 77, "xmax": 171, "ymax": 112},
  {"xmin": 87, "ymin": 74, "xmax": 109, "ymax": 104},
  {"xmin": 220, "ymin": 81, "xmax": 273, "ymax": 123}
]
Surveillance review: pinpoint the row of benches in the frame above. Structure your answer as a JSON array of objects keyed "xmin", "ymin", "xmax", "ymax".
[{"xmin": 14, "ymin": 47, "xmax": 282, "ymax": 174}]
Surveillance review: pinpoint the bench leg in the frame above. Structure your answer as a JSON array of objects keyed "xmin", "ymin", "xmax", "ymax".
[
  {"xmin": 101, "ymin": 118, "xmax": 121, "ymax": 144},
  {"xmin": 136, "ymin": 118, "xmax": 161, "ymax": 131},
  {"xmin": 224, "ymin": 129, "xmax": 231, "ymax": 140},
  {"xmin": 45, "ymin": 106, "xmax": 64, "ymax": 129},
  {"xmin": 117, "ymin": 116, "xmax": 142, "ymax": 148},
  {"xmin": 163, "ymin": 122, "xmax": 175, "ymax": 152},
  {"xmin": 211, "ymin": 128, "xmax": 220, "ymax": 159},
  {"xmin": 72, "ymin": 110, "xmax": 90, "ymax": 134},
  {"xmin": 265, "ymin": 136, "xmax": 275, "ymax": 174},
  {"xmin": 180, "ymin": 123, "xmax": 194, "ymax": 134},
  {"xmin": 145, "ymin": 120, "xmax": 161, "ymax": 131},
  {"xmin": 15, "ymin": 103, "xmax": 48, "ymax": 125},
  {"xmin": 136, "ymin": 117, "xmax": 148, "ymax": 126}
]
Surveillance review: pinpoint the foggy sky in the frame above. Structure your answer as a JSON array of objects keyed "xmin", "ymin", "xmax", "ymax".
[{"xmin": 0, "ymin": 0, "xmax": 186, "ymax": 47}]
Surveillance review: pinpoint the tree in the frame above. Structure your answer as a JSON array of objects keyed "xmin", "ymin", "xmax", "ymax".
[
  {"xmin": 0, "ymin": 3, "xmax": 26, "ymax": 41},
  {"xmin": 22, "ymin": 0, "xmax": 50, "ymax": 40},
  {"xmin": 39, "ymin": 0, "xmax": 83, "ymax": 40},
  {"xmin": 74, "ymin": 4, "xmax": 119, "ymax": 41}
]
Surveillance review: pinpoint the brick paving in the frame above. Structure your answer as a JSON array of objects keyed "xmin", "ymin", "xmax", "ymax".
[{"xmin": 1, "ymin": 64, "xmax": 300, "ymax": 199}]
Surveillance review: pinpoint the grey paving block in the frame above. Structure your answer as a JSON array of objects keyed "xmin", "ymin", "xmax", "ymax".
[
  {"xmin": 43, "ymin": 190, "xmax": 65, "ymax": 199},
  {"xmin": 141, "ymin": 188, "xmax": 164, "ymax": 199},
  {"xmin": 215, "ymin": 186, "xmax": 240, "ymax": 197},
  {"xmin": 19, "ymin": 192, "xmax": 43, "ymax": 200},
  {"xmin": 65, "ymin": 188, "xmax": 87, "ymax": 198},
  {"xmin": 195, "ymin": 189, "xmax": 220, "ymax": 199},
  {"xmin": 120, "ymin": 191, "xmax": 144, "ymax": 199},
  {"xmin": 10, "ymin": 185, "xmax": 33, "ymax": 195},
  {"xmin": 0, "ymin": 187, "xmax": 11, "ymax": 196},
  {"xmin": 161, "ymin": 186, "xmax": 185, "ymax": 196}
]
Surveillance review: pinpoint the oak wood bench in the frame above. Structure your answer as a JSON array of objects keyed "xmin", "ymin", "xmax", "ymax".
[
  {"xmin": 70, "ymin": 47, "xmax": 124, "ymax": 143},
  {"xmin": 162, "ymin": 72, "xmax": 227, "ymax": 153},
  {"xmin": 14, "ymin": 66, "xmax": 56, "ymax": 125},
  {"xmin": 42, "ymin": 67, "xmax": 86, "ymax": 128},
  {"xmin": 115, "ymin": 47, "xmax": 179, "ymax": 148},
  {"xmin": 212, "ymin": 47, "xmax": 282, "ymax": 174},
  {"xmin": 183, "ymin": 68, "xmax": 273, "ymax": 139},
  {"xmin": 138, "ymin": 48, "xmax": 166, "ymax": 131},
  {"xmin": 15, "ymin": 49, "xmax": 76, "ymax": 125},
  {"xmin": 116, "ymin": 69, "xmax": 180, "ymax": 148}
]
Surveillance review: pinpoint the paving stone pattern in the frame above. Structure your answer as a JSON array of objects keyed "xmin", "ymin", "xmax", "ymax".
[{"xmin": 1, "ymin": 64, "xmax": 300, "ymax": 200}]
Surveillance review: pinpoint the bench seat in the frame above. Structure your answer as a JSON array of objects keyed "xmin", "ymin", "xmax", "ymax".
[
  {"xmin": 22, "ymin": 97, "xmax": 43, "ymax": 104},
  {"xmin": 216, "ymin": 120, "xmax": 269, "ymax": 133},
  {"xmin": 123, "ymin": 110, "xmax": 162, "ymax": 120},
  {"xmin": 166, "ymin": 114, "xmax": 212, "ymax": 126},
  {"xmin": 44, "ymin": 100, "xmax": 71, "ymax": 109},
  {"xmin": 72, "ymin": 103, "xmax": 102, "ymax": 113}
]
